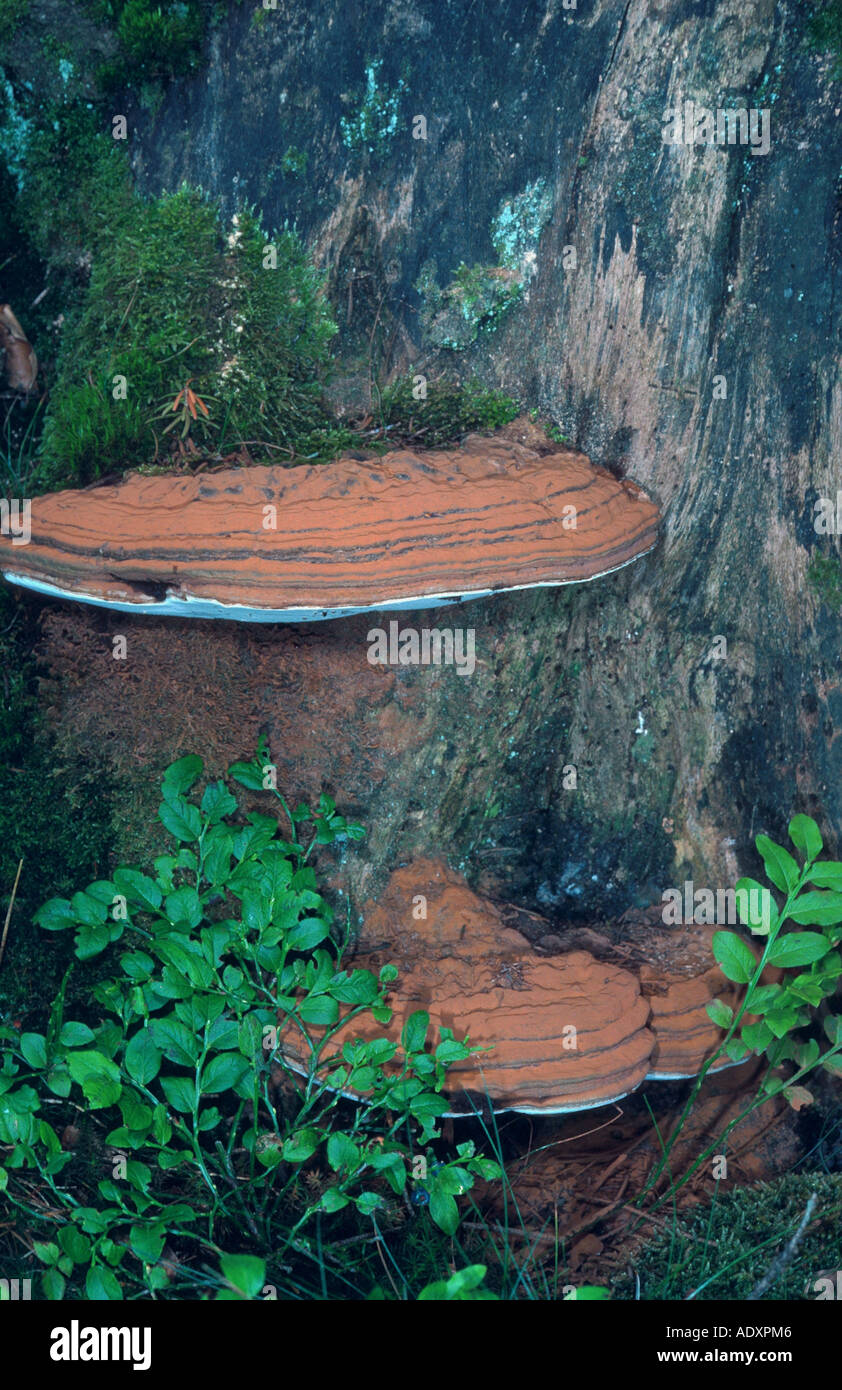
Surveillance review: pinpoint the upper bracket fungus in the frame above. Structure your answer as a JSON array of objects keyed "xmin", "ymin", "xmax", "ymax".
[{"xmin": 0, "ymin": 437, "xmax": 660, "ymax": 621}]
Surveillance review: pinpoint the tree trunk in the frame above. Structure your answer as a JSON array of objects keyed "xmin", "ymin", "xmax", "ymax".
[{"xmin": 44, "ymin": 0, "xmax": 842, "ymax": 923}]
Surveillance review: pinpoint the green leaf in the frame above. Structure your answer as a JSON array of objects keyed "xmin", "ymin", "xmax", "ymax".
[
  {"xmin": 320, "ymin": 1189, "xmax": 351, "ymax": 1213},
  {"xmin": 163, "ymin": 885, "xmax": 203, "ymax": 930},
  {"xmin": 158, "ymin": 798, "xmax": 202, "ymax": 843},
  {"xmin": 379, "ymin": 963, "xmax": 399, "ymax": 984},
  {"xmin": 734, "ymin": 878, "xmax": 776, "ymax": 933},
  {"xmin": 429, "ymin": 1186, "xmax": 459, "ymax": 1235},
  {"xmin": 125, "ymin": 1030, "xmax": 163, "ymax": 1086},
  {"xmin": 130, "ymin": 1224, "xmax": 165, "ymax": 1264},
  {"xmin": 20, "ymin": 1033, "xmax": 47, "ymax": 1069},
  {"xmin": 724, "ymin": 1037, "xmax": 750, "ymax": 1063},
  {"xmin": 355, "ymin": 1191, "xmax": 385, "ymax": 1216},
  {"xmin": 33, "ymin": 897, "xmax": 77, "ymax": 932},
  {"xmin": 162, "ymin": 754, "xmax": 204, "ymax": 795},
  {"xmin": 220, "ymin": 1253, "xmax": 266, "ymax": 1299},
  {"xmin": 152, "ymin": 1103, "xmax": 172, "ymax": 1145},
  {"xmin": 765, "ymin": 1009, "xmax": 801, "ymax": 1039},
  {"xmin": 767, "ymin": 932, "xmax": 830, "ymax": 968},
  {"xmin": 282, "ymin": 1128, "xmax": 321, "ymax": 1162},
  {"xmin": 755, "ymin": 836, "xmax": 799, "ymax": 893},
  {"xmin": 227, "ymin": 760, "xmax": 265, "ymax": 791},
  {"xmin": 806, "ymin": 861, "xmax": 842, "ymax": 890},
  {"xmin": 70, "ymin": 890, "xmax": 108, "ymax": 927},
  {"xmin": 410, "ymin": 1092, "xmax": 450, "ymax": 1121},
  {"xmin": 201, "ymin": 1052, "xmax": 250, "ymax": 1095},
  {"xmin": 790, "ymin": 976, "xmax": 825, "ymax": 1007},
  {"xmin": 112, "ymin": 868, "xmax": 163, "ymax": 912},
  {"xmin": 705, "ymin": 998, "xmax": 733, "ymax": 1030},
  {"xmin": 331, "ymin": 969, "xmax": 379, "ymax": 1005},
  {"xmin": 711, "ymin": 931, "xmax": 756, "ymax": 984},
  {"xmin": 299, "ymin": 995, "xmax": 339, "ymax": 1027},
  {"xmin": 823, "ymin": 1014, "xmax": 842, "ymax": 1046},
  {"xmin": 788, "ymin": 815, "xmax": 822, "ymax": 863},
  {"xmin": 67, "ymin": 1051, "xmax": 122, "ymax": 1109},
  {"xmin": 240, "ymin": 883, "xmax": 272, "ymax": 933},
  {"xmin": 787, "ymin": 891, "xmax": 842, "ymax": 927},
  {"xmin": 33, "ymin": 1240, "xmax": 60, "ymax": 1264},
  {"xmin": 86, "ymin": 1265, "xmax": 123, "ymax": 1300},
  {"xmin": 59, "ymin": 1226, "xmax": 92, "ymax": 1264},
  {"xmin": 744, "ymin": 982, "xmax": 781, "ymax": 1014},
  {"xmin": 75, "ymin": 924, "xmax": 112, "ymax": 960},
  {"xmin": 160, "ymin": 1076, "xmax": 196, "ymax": 1113},
  {"xmin": 42, "ymin": 1269, "xmax": 66, "ymax": 1300},
  {"xmin": 150, "ymin": 1017, "xmax": 199, "ymax": 1067},
  {"xmin": 59, "ymin": 1022, "xmax": 96, "ymax": 1047},
  {"xmin": 326, "ymin": 1132, "xmax": 360, "ymax": 1173},
  {"xmin": 741, "ymin": 1019, "xmax": 772, "ymax": 1052},
  {"xmin": 286, "ymin": 917, "xmax": 330, "ymax": 951},
  {"xmin": 204, "ymin": 828, "xmax": 234, "ymax": 886},
  {"xmin": 402, "ymin": 1009, "xmax": 430, "ymax": 1054},
  {"xmin": 201, "ymin": 780, "xmax": 238, "ymax": 823},
  {"xmin": 472, "ymin": 1158, "xmax": 503, "ymax": 1181}
]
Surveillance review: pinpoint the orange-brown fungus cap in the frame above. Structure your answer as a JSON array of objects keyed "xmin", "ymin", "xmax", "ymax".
[
  {"xmin": 281, "ymin": 860, "xmax": 654, "ymax": 1114},
  {"xmin": 0, "ymin": 437, "xmax": 660, "ymax": 621}
]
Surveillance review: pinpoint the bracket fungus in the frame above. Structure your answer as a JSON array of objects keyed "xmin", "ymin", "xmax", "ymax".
[
  {"xmin": 0, "ymin": 437, "xmax": 659, "ymax": 621},
  {"xmin": 280, "ymin": 861, "xmax": 744, "ymax": 1117}
]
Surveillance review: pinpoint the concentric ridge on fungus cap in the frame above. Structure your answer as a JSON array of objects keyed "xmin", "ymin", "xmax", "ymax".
[
  {"xmin": 279, "ymin": 861, "xmax": 740, "ymax": 1116},
  {"xmin": 0, "ymin": 437, "xmax": 660, "ymax": 621}
]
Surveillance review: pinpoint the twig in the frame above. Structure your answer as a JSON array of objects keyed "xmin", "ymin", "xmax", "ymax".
[
  {"xmin": 0, "ymin": 858, "xmax": 23, "ymax": 971},
  {"xmin": 746, "ymin": 1192, "xmax": 819, "ymax": 1300}
]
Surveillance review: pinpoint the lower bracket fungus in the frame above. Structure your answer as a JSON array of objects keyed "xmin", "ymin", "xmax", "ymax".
[{"xmin": 279, "ymin": 861, "xmax": 746, "ymax": 1117}]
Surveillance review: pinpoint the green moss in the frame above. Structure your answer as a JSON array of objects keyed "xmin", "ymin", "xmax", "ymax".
[
  {"xmin": 280, "ymin": 144, "xmax": 308, "ymax": 176},
  {"xmin": 82, "ymin": 0, "xmax": 216, "ymax": 89},
  {"xmin": 806, "ymin": 0, "xmax": 842, "ymax": 73},
  {"xmin": 0, "ymin": 0, "xmax": 28, "ymax": 44},
  {"xmin": 615, "ymin": 1173, "xmax": 842, "ymax": 1300},
  {"xmin": 417, "ymin": 259, "xmax": 523, "ymax": 351},
  {"xmin": 807, "ymin": 551, "xmax": 842, "ymax": 612},
  {"xmin": 38, "ymin": 188, "xmax": 337, "ymax": 487},
  {"xmin": 378, "ymin": 375, "xmax": 519, "ymax": 446}
]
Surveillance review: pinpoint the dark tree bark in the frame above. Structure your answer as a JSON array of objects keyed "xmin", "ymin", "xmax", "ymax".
[{"xmin": 65, "ymin": 0, "xmax": 842, "ymax": 922}]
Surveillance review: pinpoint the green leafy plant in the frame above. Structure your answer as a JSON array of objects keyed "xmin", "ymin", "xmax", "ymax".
[
  {"xmin": 642, "ymin": 814, "xmax": 842, "ymax": 1204},
  {"xmin": 0, "ymin": 743, "xmax": 500, "ymax": 1299}
]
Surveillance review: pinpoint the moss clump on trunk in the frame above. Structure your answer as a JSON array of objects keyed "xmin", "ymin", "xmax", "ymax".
[{"xmin": 38, "ymin": 190, "xmax": 338, "ymax": 488}]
